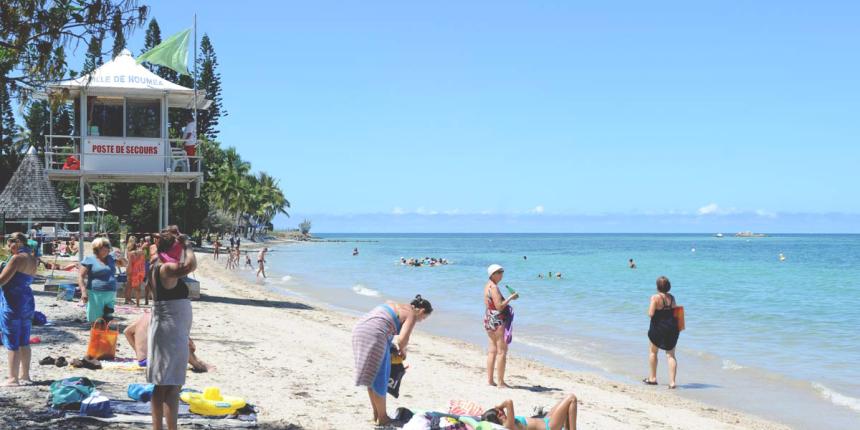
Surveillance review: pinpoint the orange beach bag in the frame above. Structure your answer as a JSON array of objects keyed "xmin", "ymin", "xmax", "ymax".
[
  {"xmin": 86, "ymin": 318, "xmax": 119, "ymax": 360},
  {"xmin": 673, "ymin": 306, "xmax": 685, "ymax": 332}
]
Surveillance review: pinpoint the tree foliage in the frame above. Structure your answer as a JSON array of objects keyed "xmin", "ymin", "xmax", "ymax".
[
  {"xmin": 1, "ymin": 10, "xmax": 293, "ymax": 238},
  {"xmin": 109, "ymin": 10, "xmax": 126, "ymax": 59},
  {"xmin": 24, "ymin": 100, "xmax": 49, "ymax": 151},
  {"xmin": 197, "ymin": 34, "xmax": 225, "ymax": 141},
  {"xmin": 0, "ymin": 0, "xmax": 148, "ymax": 98},
  {"xmin": 0, "ymin": 81, "xmax": 17, "ymax": 189},
  {"xmin": 299, "ymin": 219, "xmax": 311, "ymax": 235}
]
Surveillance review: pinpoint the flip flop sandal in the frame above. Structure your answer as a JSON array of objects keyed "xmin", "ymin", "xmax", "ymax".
[
  {"xmin": 82, "ymin": 358, "xmax": 102, "ymax": 370},
  {"xmin": 38, "ymin": 356, "xmax": 55, "ymax": 366},
  {"xmin": 55, "ymin": 357, "xmax": 68, "ymax": 367},
  {"xmin": 642, "ymin": 378, "xmax": 658, "ymax": 385},
  {"xmin": 668, "ymin": 384, "xmax": 677, "ymax": 389}
]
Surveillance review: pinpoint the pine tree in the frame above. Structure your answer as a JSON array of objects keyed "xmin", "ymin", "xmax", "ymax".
[
  {"xmin": 24, "ymin": 100, "xmax": 50, "ymax": 152},
  {"xmin": 0, "ymin": 82, "xmax": 14, "ymax": 148},
  {"xmin": 140, "ymin": 19, "xmax": 161, "ymax": 72},
  {"xmin": 0, "ymin": 81, "xmax": 18, "ymax": 190},
  {"xmin": 142, "ymin": 19, "xmax": 186, "ymax": 134},
  {"xmin": 53, "ymin": 104, "xmax": 73, "ymax": 137},
  {"xmin": 197, "ymin": 34, "xmax": 226, "ymax": 140},
  {"xmin": 141, "ymin": 19, "xmax": 178, "ymax": 84}
]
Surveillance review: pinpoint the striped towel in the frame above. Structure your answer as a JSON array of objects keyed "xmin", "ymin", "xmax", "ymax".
[{"xmin": 352, "ymin": 307, "xmax": 397, "ymax": 388}]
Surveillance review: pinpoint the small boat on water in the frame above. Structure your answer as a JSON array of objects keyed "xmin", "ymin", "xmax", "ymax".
[{"xmin": 715, "ymin": 233, "xmax": 724, "ymax": 238}]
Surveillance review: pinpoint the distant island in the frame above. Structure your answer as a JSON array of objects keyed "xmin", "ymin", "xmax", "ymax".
[{"xmin": 735, "ymin": 231, "xmax": 767, "ymax": 238}]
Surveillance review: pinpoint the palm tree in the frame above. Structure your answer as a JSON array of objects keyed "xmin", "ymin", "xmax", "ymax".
[
  {"xmin": 209, "ymin": 147, "xmax": 251, "ymax": 231},
  {"xmin": 206, "ymin": 149, "xmax": 289, "ymax": 239},
  {"xmin": 248, "ymin": 172, "xmax": 289, "ymax": 239},
  {"xmin": 12, "ymin": 125, "xmax": 30, "ymax": 153}
]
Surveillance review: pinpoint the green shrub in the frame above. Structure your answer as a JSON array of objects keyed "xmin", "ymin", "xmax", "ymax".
[{"xmin": 298, "ymin": 219, "xmax": 312, "ymax": 235}]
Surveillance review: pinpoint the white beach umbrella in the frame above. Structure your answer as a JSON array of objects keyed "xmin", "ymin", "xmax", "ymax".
[{"xmin": 69, "ymin": 204, "xmax": 108, "ymax": 213}]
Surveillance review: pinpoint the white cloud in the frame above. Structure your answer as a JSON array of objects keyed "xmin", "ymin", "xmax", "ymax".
[
  {"xmin": 531, "ymin": 205, "xmax": 545, "ymax": 214},
  {"xmin": 697, "ymin": 203, "xmax": 720, "ymax": 215},
  {"xmin": 392, "ymin": 207, "xmax": 405, "ymax": 215},
  {"xmin": 755, "ymin": 209, "xmax": 777, "ymax": 218}
]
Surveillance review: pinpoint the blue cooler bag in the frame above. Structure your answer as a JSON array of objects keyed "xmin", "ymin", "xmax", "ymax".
[
  {"xmin": 80, "ymin": 392, "xmax": 112, "ymax": 417},
  {"xmin": 61, "ymin": 284, "xmax": 77, "ymax": 301},
  {"xmin": 128, "ymin": 383, "xmax": 155, "ymax": 402}
]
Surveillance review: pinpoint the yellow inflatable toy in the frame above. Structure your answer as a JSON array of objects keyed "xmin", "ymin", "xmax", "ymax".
[{"xmin": 180, "ymin": 387, "xmax": 246, "ymax": 416}]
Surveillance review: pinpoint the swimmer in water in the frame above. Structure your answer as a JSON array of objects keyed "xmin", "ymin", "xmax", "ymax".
[
  {"xmin": 779, "ymin": 253, "xmax": 786, "ymax": 262},
  {"xmin": 629, "ymin": 258, "xmax": 637, "ymax": 269}
]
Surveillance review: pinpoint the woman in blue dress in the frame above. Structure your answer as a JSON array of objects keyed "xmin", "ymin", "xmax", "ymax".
[{"xmin": 0, "ymin": 232, "xmax": 38, "ymax": 386}]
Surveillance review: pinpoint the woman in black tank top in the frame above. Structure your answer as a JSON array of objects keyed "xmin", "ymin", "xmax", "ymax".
[
  {"xmin": 644, "ymin": 276, "xmax": 680, "ymax": 389},
  {"xmin": 147, "ymin": 231, "xmax": 197, "ymax": 429},
  {"xmin": 152, "ymin": 262, "xmax": 189, "ymax": 301}
]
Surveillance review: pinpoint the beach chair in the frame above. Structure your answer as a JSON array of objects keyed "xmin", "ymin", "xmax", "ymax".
[{"xmin": 170, "ymin": 147, "xmax": 190, "ymax": 172}]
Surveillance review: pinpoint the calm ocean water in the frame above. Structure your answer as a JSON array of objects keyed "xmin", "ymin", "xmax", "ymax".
[{"xmin": 245, "ymin": 234, "xmax": 860, "ymax": 429}]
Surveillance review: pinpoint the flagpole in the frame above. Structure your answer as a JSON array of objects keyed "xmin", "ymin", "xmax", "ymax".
[{"xmin": 193, "ymin": 13, "xmax": 198, "ymax": 134}]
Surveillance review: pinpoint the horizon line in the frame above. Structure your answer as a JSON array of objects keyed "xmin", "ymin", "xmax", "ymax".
[{"xmin": 286, "ymin": 231, "xmax": 860, "ymax": 235}]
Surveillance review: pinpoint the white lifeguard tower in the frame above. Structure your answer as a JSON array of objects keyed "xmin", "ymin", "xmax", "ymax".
[{"xmin": 41, "ymin": 49, "xmax": 210, "ymax": 242}]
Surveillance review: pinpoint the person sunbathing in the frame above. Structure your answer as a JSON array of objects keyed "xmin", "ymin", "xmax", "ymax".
[
  {"xmin": 123, "ymin": 312, "xmax": 210, "ymax": 373},
  {"xmin": 39, "ymin": 259, "xmax": 78, "ymax": 271},
  {"xmin": 481, "ymin": 394, "xmax": 578, "ymax": 430}
]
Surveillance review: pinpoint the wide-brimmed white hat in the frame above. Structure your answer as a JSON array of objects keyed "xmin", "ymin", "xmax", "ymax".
[{"xmin": 487, "ymin": 264, "xmax": 504, "ymax": 278}]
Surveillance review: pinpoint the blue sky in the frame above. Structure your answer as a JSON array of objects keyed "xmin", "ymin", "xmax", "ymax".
[{"xmin": 93, "ymin": 1, "xmax": 859, "ymax": 232}]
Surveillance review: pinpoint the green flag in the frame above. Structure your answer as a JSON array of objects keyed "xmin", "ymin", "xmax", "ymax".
[{"xmin": 136, "ymin": 28, "xmax": 191, "ymax": 75}]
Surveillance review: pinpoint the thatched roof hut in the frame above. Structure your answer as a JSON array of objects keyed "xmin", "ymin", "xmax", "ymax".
[{"xmin": 0, "ymin": 147, "xmax": 71, "ymax": 221}]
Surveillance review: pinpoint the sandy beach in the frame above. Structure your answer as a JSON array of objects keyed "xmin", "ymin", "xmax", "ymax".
[{"xmin": 2, "ymin": 252, "xmax": 790, "ymax": 429}]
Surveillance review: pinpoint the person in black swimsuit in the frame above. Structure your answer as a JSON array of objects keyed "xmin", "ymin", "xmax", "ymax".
[
  {"xmin": 148, "ymin": 232, "xmax": 196, "ymax": 430},
  {"xmin": 644, "ymin": 276, "xmax": 679, "ymax": 389}
]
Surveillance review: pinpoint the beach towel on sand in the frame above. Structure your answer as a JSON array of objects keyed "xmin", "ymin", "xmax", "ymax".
[
  {"xmin": 403, "ymin": 411, "xmax": 505, "ymax": 430},
  {"xmin": 448, "ymin": 399, "xmax": 484, "ymax": 416},
  {"xmin": 54, "ymin": 400, "xmax": 257, "ymax": 428}
]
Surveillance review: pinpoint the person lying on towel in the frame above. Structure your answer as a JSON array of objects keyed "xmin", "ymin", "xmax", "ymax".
[
  {"xmin": 481, "ymin": 393, "xmax": 578, "ymax": 430},
  {"xmin": 123, "ymin": 312, "xmax": 210, "ymax": 372}
]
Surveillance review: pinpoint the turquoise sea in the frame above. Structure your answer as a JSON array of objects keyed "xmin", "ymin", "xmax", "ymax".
[{"xmin": 244, "ymin": 234, "xmax": 860, "ymax": 429}]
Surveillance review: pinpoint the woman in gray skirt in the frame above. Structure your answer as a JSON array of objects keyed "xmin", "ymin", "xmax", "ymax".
[{"xmin": 147, "ymin": 231, "xmax": 196, "ymax": 430}]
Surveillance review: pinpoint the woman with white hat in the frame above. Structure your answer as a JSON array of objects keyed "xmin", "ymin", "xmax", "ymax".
[{"xmin": 484, "ymin": 264, "xmax": 518, "ymax": 388}]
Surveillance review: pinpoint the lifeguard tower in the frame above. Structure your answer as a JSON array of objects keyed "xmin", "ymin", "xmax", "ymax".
[{"xmin": 41, "ymin": 49, "xmax": 209, "ymax": 245}]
